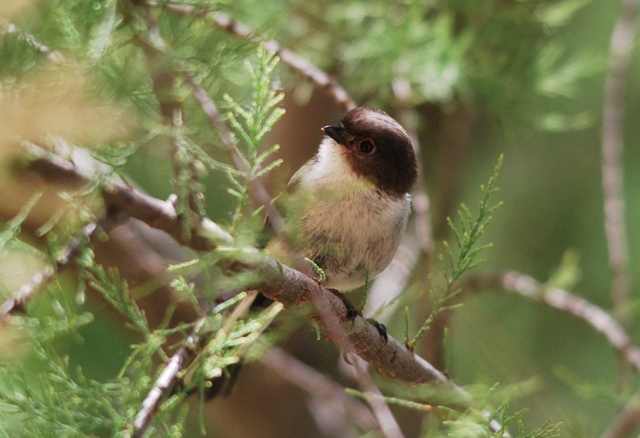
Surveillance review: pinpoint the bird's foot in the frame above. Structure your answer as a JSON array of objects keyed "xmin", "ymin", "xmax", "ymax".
[
  {"xmin": 366, "ymin": 318, "xmax": 388, "ymax": 344},
  {"xmin": 327, "ymin": 288, "xmax": 360, "ymax": 321}
]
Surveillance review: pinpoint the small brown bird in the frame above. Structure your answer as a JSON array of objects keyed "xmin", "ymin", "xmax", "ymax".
[{"xmin": 268, "ymin": 107, "xmax": 418, "ymax": 292}]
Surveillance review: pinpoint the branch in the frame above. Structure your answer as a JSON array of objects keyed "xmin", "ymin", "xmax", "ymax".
[
  {"xmin": 601, "ymin": 0, "xmax": 638, "ymax": 327},
  {"xmin": 147, "ymin": 0, "xmax": 357, "ymax": 111},
  {"xmin": 22, "ymin": 141, "xmax": 229, "ymax": 251},
  {"xmin": 17, "ymin": 142, "xmax": 517, "ymax": 435},
  {"xmin": 600, "ymin": 390, "xmax": 640, "ymax": 438},
  {"xmin": 2, "ymin": 22, "xmax": 64, "ymax": 64},
  {"xmin": 131, "ymin": 3, "xmax": 286, "ymax": 234},
  {"xmin": 348, "ymin": 355, "xmax": 405, "ymax": 438},
  {"xmin": 0, "ymin": 265, "xmax": 55, "ymax": 318},
  {"xmin": 261, "ymin": 346, "xmax": 378, "ymax": 433},
  {"xmin": 466, "ymin": 271, "xmax": 640, "ymax": 373},
  {"xmin": 128, "ymin": 317, "xmax": 206, "ymax": 438},
  {"xmin": 1, "ymin": 217, "xmax": 118, "ymax": 318},
  {"xmin": 16, "ymin": 142, "xmax": 452, "ymax": 385}
]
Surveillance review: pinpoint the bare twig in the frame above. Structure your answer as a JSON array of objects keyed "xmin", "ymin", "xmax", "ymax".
[
  {"xmin": 601, "ymin": 0, "xmax": 638, "ymax": 327},
  {"xmin": 2, "ymin": 22, "xmax": 64, "ymax": 64},
  {"xmin": 600, "ymin": 390, "xmax": 640, "ymax": 438},
  {"xmin": 23, "ymin": 141, "xmax": 231, "ymax": 251},
  {"xmin": 365, "ymin": 235, "xmax": 420, "ymax": 323},
  {"xmin": 0, "ymin": 265, "xmax": 55, "ymax": 318},
  {"xmin": 182, "ymin": 73, "xmax": 285, "ymax": 232},
  {"xmin": 129, "ymin": 317, "xmax": 206, "ymax": 438},
  {"xmin": 261, "ymin": 347, "xmax": 378, "ymax": 432},
  {"xmin": 146, "ymin": 0, "xmax": 357, "ymax": 111},
  {"xmin": 466, "ymin": 271, "xmax": 640, "ymax": 373},
  {"xmin": 349, "ymin": 355, "xmax": 405, "ymax": 438},
  {"xmin": 1, "ymin": 220, "xmax": 110, "ymax": 318}
]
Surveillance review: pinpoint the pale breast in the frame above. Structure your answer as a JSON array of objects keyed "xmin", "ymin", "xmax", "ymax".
[
  {"xmin": 298, "ymin": 190, "xmax": 410, "ymax": 291},
  {"xmin": 279, "ymin": 137, "xmax": 412, "ymax": 291}
]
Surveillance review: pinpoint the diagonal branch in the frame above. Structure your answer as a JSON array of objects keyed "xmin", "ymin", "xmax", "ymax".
[
  {"xmin": 261, "ymin": 346, "xmax": 378, "ymax": 432},
  {"xmin": 16, "ymin": 141, "xmax": 451, "ymax": 386},
  {"xmin": 128, "ymin": 317, "xmax": 206, "ymax": 438},
  {"xmin": 2, "ymin": 22, "xmax": 64, "ymax": 64},
  {"xmin": 146, "ymin": 0, "xmax": 357, "ymax": 111},
  {"xmin": 1, "ymin": 214, "xmax": 120, "ymax": 319},
  {"xmin": 16, "ymin": 138, "xmax": 516, "ymax": 435},
  {"xmin": 466, "ymin": 271, "xmax": 640, "ymax": 374}
]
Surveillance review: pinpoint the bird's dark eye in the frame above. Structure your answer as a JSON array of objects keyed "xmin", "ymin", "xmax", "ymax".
[{"xmin": 358, "ymin": 138, "xmax": 375, "ymax": 154}]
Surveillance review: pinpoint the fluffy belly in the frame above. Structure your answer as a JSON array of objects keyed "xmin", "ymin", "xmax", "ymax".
[{"xmin": 297, "ymin": 192, "xmax": 410, "ymax": 291}]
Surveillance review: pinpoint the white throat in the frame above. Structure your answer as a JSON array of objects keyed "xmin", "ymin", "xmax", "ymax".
[{"xmin": 304, "ymin": 138, "xmax": 363, "ymax": 189}]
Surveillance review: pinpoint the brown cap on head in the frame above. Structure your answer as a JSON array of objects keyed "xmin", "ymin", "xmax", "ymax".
[{"xmin": 322, "ymin": 107, "xmax": 418, "ymax": 197}]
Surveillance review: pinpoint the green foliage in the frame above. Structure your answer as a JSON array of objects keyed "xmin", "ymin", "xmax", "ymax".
[
  {"xmin": 0, "ymin": 191, "xmax": 43, "ymax": 255},
  {"xmin": 442, "ymin": 402, "xmax": 561, "ymax": 438},
  {"xmin": 230, "ymin": 0, "xmax": 596, "ymax": 128},
  {"xmin": 223, "ymin": 46, "xmax": 285, "ymax": 233},
  {"xmin": 407, "ymin": 155, "xmax": 503, "ymax": 350},
  {"xmin": 0, "ymin": 254, "xmax": 283, "ymax": 436},
  {"xmin": 84, "ymin": 255, "xmax": 153, "ymax": 336},
  {"xmin": 0, "ymin": 342, "xmax": 128, "ymax": 437}
]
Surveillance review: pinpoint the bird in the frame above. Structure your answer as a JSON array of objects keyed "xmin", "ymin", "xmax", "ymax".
[
  {"xmin": 205, "ymin": 108, "xmax": 418, "ymax": 398},
  {"xmin": 267, "ymin": 107, "xmax": 418, "ymax": 297}
]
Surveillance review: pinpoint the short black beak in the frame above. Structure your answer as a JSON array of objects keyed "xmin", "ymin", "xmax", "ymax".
[{"xmin": 321, "ymin": 124, "xmax": 347, "ymax": 146}]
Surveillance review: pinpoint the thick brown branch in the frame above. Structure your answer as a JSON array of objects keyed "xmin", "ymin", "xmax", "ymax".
[
  {"xmin": 17, "ymin": 141, "xmax": 517, "ymax": 434},
  {"xmin": 17, "ymin": 142, "xmax": 453, "ymax": 386}
]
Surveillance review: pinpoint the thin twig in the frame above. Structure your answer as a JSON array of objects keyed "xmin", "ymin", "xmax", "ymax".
[
  {"xmin": 466, "ymin": 271, "xmax": 640, "ymax": 373},
  {"xmin": 349, "ymin": 355, "xmax": 405, "ymax": 438},
  {"xmin": 182, "ymin": 73, "xmax": 285, "ymax": 232},
  {"xmin": 2, "ymin": 22, "xmax": 64, "ymax": 64},
  {"xmin": 146, "ymin": 0, "xmax": 357, "ymax": 111},
  {"xmin": 600, "ymin": 390, "xmax": 640, "ymax": 438},
  {"xmin": 365, "ymin": 235, "xmax": 420, "ymax": 323},
  {"xmin": 129, "ymin": 317, "xmax": 206, "ymax": 438},
  {"xmin": 22, "ymin": 141, "xmax": 231, "ymax": 251},
  {"xmin": 261, "ymin": 346, "xmax": 378, "ymax": 432},
  {"xmin": 132, "ymin": 3, "xmax": 287, "ymax": 233},
  {"xmin": 601, "ymin": 0, "xmax": 638, "ymax": 328},
  {"xmin": 0, "ymin": 220, "xmax": 109, "ymax": 318},
  {"xmin": 0, "ymin": 266, "xmax": 55, "ymax": 318}
]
